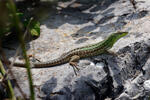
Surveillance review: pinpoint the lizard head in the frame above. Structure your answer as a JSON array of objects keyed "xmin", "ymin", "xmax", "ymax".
[
  {"xmin": 104, "ymin": 32, "xmax": 128, "ymax": 48},
  {"xmin": 111, "ymin": 32, "xmax": 128, "ymax": 41}
]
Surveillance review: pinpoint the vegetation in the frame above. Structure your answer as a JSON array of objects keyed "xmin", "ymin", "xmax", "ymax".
[
  {"xmin": 0, "ymin": 1, "xmax": 40, "ymax": 39},
  {"xmin": 0, "ymin": 0, "xmax": 41, "ymax": 100}
]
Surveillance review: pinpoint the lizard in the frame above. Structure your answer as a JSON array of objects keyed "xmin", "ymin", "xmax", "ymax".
[{"xmin": 7, "ymin": 32, "xmax": 128, "ymax": 71}]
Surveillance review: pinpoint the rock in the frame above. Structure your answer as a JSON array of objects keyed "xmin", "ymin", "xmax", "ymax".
[
  {"xmin": 41, "ymin": 65, "xmax": 112, "ymax": 100},
  {"xmin": 75, "ymin": 0, "xmax": 100, "ymax": 4},
  {"xmin": 135, "ymin": 0, "xmax": 150, "ymax": 11},
  {"xmin": 144, "ymin": 80, "xmax": 150, "ymax": 91},
  {"xmin": 114, "ymin": 40, "xmax": 150, "ymax": 100}
]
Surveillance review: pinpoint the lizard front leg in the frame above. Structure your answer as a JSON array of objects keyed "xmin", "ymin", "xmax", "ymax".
[{"xmin": 69, "ymin": 55, "xmax": 80, "ymax": 75}]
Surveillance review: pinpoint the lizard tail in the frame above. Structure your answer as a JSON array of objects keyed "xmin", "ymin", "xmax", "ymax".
[{"xmin": 10, "ymin": 57, "xmax": 70, "ymax": 68}]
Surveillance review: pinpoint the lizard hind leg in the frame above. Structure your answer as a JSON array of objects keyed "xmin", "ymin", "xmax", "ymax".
[{"xmin": 69, "ymin": 55, "xmax": 80, "ymax": 75}]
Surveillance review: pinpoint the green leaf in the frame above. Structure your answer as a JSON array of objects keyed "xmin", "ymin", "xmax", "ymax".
[
  {"xmin": 16, "ymin": 12, "xmax": 24, "ymax": 18},
  {"xmin": 29, "ymin": 21, "xmax": 40, "ymax": 36},
  {"xmin": 30, "ymin": 29, "xmax": 38, "ymax": 36},
  {"xmin": 23, "ymin": 19, "xmax": 40, "ymax": 37}
]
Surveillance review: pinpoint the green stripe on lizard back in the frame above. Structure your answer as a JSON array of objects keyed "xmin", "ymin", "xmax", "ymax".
[{"xmin": 80, "ymin": 32, "xmax": 128, "ymax": 51}]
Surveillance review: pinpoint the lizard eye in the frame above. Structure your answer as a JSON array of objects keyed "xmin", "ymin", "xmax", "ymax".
[{"xmin": 118, "ymin": 32, "xmax": 122, "ymax": 34}]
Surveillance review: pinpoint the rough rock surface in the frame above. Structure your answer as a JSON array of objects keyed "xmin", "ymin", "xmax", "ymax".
[{"xmin": 2, "ymin": 0, "xmax": 150, "ymax": 100}]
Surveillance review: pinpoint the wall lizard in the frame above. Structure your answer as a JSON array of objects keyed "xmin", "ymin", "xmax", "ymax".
[{"xmin": 8, "ymin": 32, "xmax": 128, "ymax": 71}]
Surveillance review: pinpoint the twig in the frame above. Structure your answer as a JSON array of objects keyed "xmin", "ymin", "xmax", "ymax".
[{"xmin": 130, "ymin": 0, "xmax": 136, "ymax": 10}]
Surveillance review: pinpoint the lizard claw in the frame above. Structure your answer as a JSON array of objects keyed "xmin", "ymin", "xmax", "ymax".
[{"xmin": 69, "ymin": 62, "xmax": 80, "ymax": 75}]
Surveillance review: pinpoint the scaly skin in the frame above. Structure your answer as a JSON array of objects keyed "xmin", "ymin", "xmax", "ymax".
[{"xmin": 12, "ymin": 32, "xmax": 128, "ymax": 68}]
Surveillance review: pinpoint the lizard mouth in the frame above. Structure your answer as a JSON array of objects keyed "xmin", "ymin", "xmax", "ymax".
[
  {"xmin": 121, "ymin": 32, "xmax": 128, "ymax": 35},
  {"xmin": 117, "ymin": 32, "xmax": 128, "ymax": 38}
]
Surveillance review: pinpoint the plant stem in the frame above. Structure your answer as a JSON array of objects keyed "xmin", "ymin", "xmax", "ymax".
[
  {"xmin": 0, "ymin": 60, "xmax": 16, "ymax": 100},
  {"xmin": 7, "ymin": 0, "xmax": 35, "ymax": 99}
]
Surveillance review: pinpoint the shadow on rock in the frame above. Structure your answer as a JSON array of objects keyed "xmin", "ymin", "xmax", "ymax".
[{"xmin": 41, "ymin": 63, "xmax": 114, "ymax": 100}]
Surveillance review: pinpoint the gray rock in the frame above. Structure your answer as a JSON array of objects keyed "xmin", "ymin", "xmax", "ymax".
[
  {"xmin": 144, "ymin": 80, "xmax": 150, "ymax": 91},
  {"xmin": 115, "ymin": 40, "xmax": 150, "ymax": 100},
  {"xmin": 41, "ymin": 65, "xmax": 111, "ymax": 100},
  {"xmin": 75, "ymin": 0, "xmax": 99, "ymax": 4}
]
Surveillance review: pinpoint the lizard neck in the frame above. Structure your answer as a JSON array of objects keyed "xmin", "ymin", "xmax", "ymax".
[{"xmin": 100, "ymin": 34, "xmax": 121, "ymax": 49}]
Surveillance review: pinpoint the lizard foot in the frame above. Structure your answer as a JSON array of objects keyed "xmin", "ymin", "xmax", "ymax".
[
  {"xmin": 69, "ymin": 62, "xmax": 80, "ymax": 75},
  {"xmin": 69, "ymin": 55, "xmax": 80, "ymax": 75}
]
